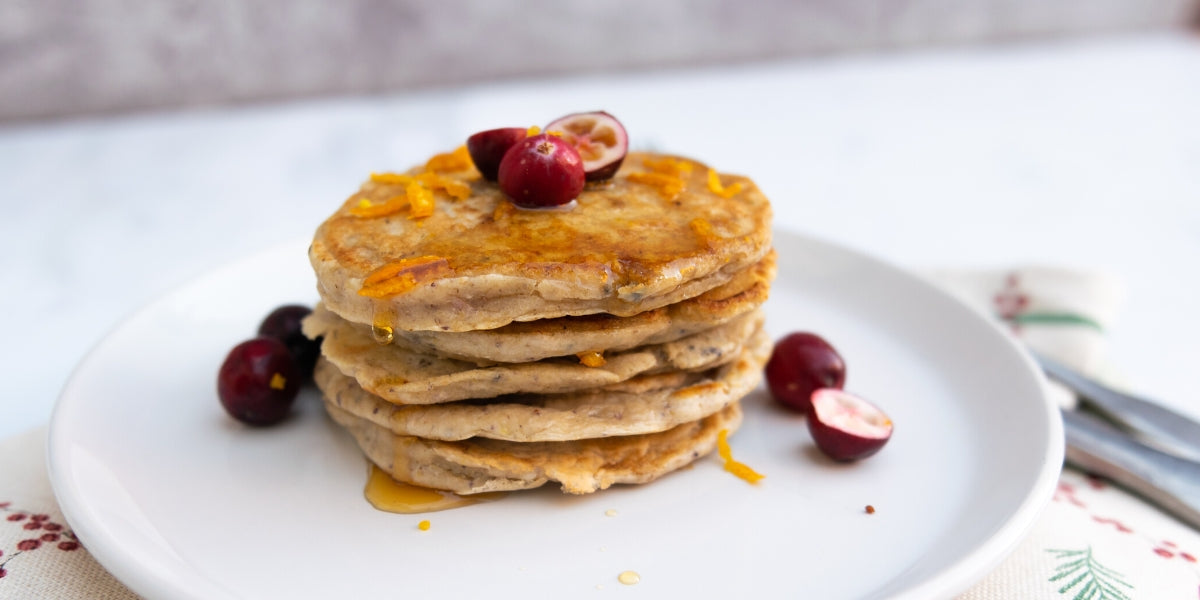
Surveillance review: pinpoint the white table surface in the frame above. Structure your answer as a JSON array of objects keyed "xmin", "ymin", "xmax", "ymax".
[{"xmin": 2, "ymin": 32, "xmax": 1198, "ymax": 441}]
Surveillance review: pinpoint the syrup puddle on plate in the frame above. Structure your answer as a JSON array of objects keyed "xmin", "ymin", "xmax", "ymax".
[{"xmin": 364, "ymin": 464, "xmax": 505, "ymax": 513}]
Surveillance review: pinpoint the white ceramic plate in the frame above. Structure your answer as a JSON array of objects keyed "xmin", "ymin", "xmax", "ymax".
[{"xmin": 49, "ymin": 231, "xmax": 1061, "ymax": 599}]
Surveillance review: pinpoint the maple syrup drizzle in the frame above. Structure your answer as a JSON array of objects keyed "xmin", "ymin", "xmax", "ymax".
[
  {"xmin": 331, "ymin": 156, "xmax": 760, "ymax": 304},
  {"xmin": 363, "ymin": 464, "xmax": 504, "ymax": 514}
]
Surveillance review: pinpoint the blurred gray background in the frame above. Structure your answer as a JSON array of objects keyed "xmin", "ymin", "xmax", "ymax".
[{"xmin": 2, "ymin": 0, "xmax": 1197, "ymax": 123}]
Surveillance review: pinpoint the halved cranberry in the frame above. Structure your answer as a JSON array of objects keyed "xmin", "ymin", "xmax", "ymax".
[
  {"xmin": 808, "ymin": 389, "xmax": 893, "ymax": 461},
  {"xmin": 545, "ymin": 111, "xmax": 628, "ymax": 181}
]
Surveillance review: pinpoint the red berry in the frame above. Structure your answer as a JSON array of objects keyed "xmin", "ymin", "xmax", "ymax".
[
  {"xmin": 764, "ymin": 332, "xmax": 846, "ymax": 413},
  {"xmin": 807, "ymin": 389, "xmax": 893, "ymax": 461},
  {"xmin": 497, "ymin": 134, "xmax": 585, "ymax": 208},
  {"xmin": 217, "ymin": 337, "xmax": 299, "ymax": 426},
  {"xmin": 17, "ymin": 539, "xmax": 40, "ymax": 551},
  {"xmin": 467, "ymin": 127, "xmax": 528, "ymax": 181},
  {"xmin": 545, "ymin": 111, "xmax": 629, "ymax": 181},
  {"xmin": 258, "ymin": 304, "xmax": 319, "ymax": 377}
]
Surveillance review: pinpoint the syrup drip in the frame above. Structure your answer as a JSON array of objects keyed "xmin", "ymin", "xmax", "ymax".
[
  {"xmin": 371, "ymin": 324, "xmax": 394, "ymax": 345},
  {"xmin": 371, "ymin": 302, "xmax": 395, "ymax": 344},
  {"xmin": 364, "ymin": 464, "xmax": 504, "ymax": 514}
]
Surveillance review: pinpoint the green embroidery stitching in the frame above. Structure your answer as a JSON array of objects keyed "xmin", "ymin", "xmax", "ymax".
[
  {"xmin": 1008, "ymin": 312, "xmax": 1103, "ymax": 332},
  {"xmin": 1047, "ymin": 547, "xmax": 1133, "ymax": 600}
]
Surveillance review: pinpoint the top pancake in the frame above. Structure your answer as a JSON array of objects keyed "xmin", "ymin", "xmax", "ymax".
[{"xmin": 310, "ymin": 151, "xmax": 773, "ymax": 332}]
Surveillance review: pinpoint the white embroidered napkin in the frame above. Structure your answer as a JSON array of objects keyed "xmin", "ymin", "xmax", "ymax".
[
  {"xmin": 0, "ymin": 427, "xmax": 136, "ymax": 599},
  {"xmin": 932, "ymin": 267, "xmax": 1200, "ymax": 599}
]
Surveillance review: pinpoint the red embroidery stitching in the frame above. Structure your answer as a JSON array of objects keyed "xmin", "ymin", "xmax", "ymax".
[
  {"xmin": 1054, "ymin": 481, "xmax": 1087, "ymax": 507},
  {"xmin": 1092, "ymin": 516, "xmax": 1134, "ymax": 533},
  {"xmin": 994, "ymin": 273, "xmax": 1030, "ymax": 333},
  {"xmin": 1054, "ymin": 474, "xmax": 1200, "ymax": 588},
  {"xmin": 1, "ymin": 501, "xmax": 84, "ymax": 579}
]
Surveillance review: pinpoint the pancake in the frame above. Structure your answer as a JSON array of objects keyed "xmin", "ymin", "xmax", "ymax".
[
  {"xmin": 381, "ymin": 251, "xmax": 775, "ymax": 364},
  {"xmin": 314, "ymin": 325, "xmax": 770, "ymax": 442},
  {"xmin": 305, "ymin": 305, "xmax": 764, "ymax": 405},
  {"xmin": 310, "ymin": 151, "xmax": 773, "ymax": 332},
  {"xmin": 324, "ymin": 400, "xmax": 744, "ymax": 495}
]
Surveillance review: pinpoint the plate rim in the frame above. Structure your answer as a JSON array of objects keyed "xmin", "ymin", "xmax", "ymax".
[
  {"xmin": 774, "ymin": 228, "xmax": 1063, "ymax": 599},
  {"xmin": 47, "ymin": 229, "xmax": 1063, "ymax": 599}
]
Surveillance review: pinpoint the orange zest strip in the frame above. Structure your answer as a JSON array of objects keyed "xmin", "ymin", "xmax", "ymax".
[
  {"xmin": 689, "ymin": 217, "xmax": 716, "ymax": 242},
  {"xmin": 361, "ymin": 256, "xmax": 446, "ymax": 287},
  {"xmin": 368, "ymin": 148, "xmax": 476, "ymax": 219},
  {"xmin": 351, "ymin": 195, "xmax": 409, "ymax": 218},
  {"xmin": 406, "ymin": 182, "xmax": 435, "ymax": 219},
  {"xmin": 355, "ymin": 175, "xmax": 472, "ymax": 219},
  {"xmin": 577, "ymin": 351, "xmax": 607, "ymax": 367},
  {"xmin": 716, "ymin": 429, "xmax": 765, "ymax": 484},
  {"xmin": 416, "ymin": 173, "xmax": 471, "ymax": 200},
  {"xmin": 370, "ymin": 172, "xmax": 415, "ymax": 185},
  {"xmin": 526, "ymin": 125, "xmax": 541, "ymax": 136},
  {"xmin": 359, "ymin": 256, "xmax": 452, "ymax": 298},
  {"xmin": 643, "ymin": 156, "xmax": 694, "ymax": 178},
  {"xmin": 424, "ymin": 146, "xmax": 472, "ymax": 173},
  {"xmin": 440, "ymin": 179, "xmax": 471, "ymax": 200},
  {"xmin": 627, "ymin": 172, "xmax": 685, "ymax": 199},
  {"xmin": 707, "ymin": 169, "xmax": 744, "ymax": 199}
]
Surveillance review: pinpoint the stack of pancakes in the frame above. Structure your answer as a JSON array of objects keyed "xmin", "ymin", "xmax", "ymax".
[{"xmin": 304, "ymin": 150, "xmax": 774, "ymax": 495}]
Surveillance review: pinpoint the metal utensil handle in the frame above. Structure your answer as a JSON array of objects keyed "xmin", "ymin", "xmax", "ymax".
[
  {"xmin": 1038, "ymin": 352, "xmax": 1200, "ymax": 461},
  {"xmin": 1063, "ymin": 409, "xmax": 1200, "ymax": 530}
]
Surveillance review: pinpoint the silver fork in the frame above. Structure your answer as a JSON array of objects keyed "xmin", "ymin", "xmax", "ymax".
[{"xmin": 1035, "ymin": 353, "xmax": 1200, "ymax": 530}]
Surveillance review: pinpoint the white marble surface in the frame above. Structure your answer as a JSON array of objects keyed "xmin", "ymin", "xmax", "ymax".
[{"xmin": 2, "ymin": 32, "xmax": 1198, "ymax": 440}]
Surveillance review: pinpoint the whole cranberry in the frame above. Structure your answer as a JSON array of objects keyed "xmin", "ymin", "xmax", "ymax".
[
  {"xmin": 764, "ymin": 332, "xmax": 846, "ymax": 413},
  {"xmin": 497, "ymin": 134, "xmax": 585, "ymax": 208},
  {"xmin": 217, "ymin": 337, "xmax": 299, "ymax": 426},
  {"xmin": 467, "ymin": 127, "xmax": 527, "ymax": 181},
  {"xmin": 257, "ymin": 304, "xmax": 319, "ymax": 377}
]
